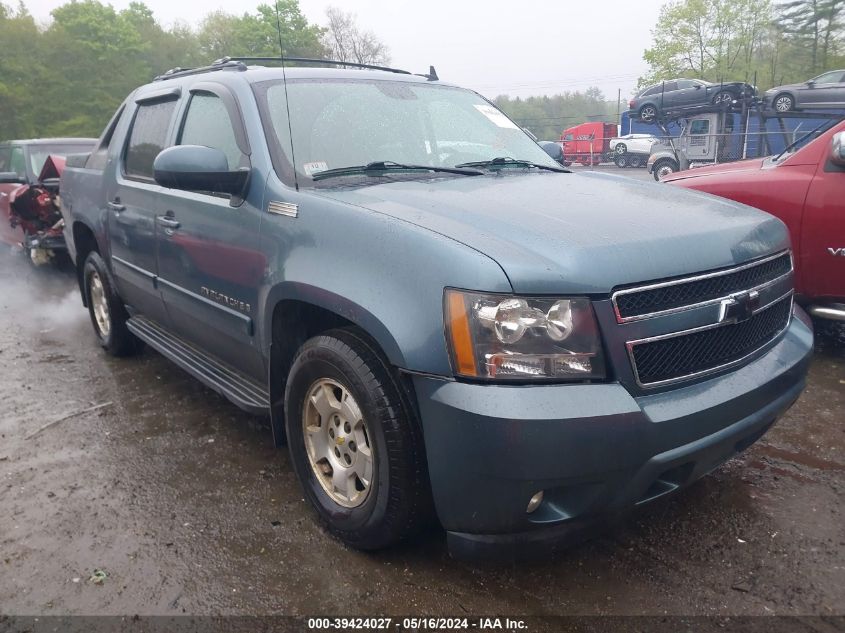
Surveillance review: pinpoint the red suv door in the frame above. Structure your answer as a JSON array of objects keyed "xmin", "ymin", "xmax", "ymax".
[{"xmin": 800, "ymin": 127, "xmax": 845, "ymax": 302}]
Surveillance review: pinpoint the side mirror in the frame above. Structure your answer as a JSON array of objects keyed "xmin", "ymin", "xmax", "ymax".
[
  {"xmin": 694, "ymin": 84, "xmax": 702, "ymax": 89},
  {"xmin": 0, "ymin": 172, "xmax": 25, "ymax": 185},
  {"xmin": 153, "ymin": 145, "xmax": 248, "ymax": 196},
  {"xmin": 831, "ymin": 132, "xmax": 845, "ymax": 166},
  {"xmin": 806, "ymin": 80, "xmax": 816, "ymax": 87},
  {"xmin": 539, "ymin": 141, "xmax": 563, "ymax": 162}
]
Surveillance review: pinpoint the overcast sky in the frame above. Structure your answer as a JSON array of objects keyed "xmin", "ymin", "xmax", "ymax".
[{"xmin": 23, "ymin": 0, "xmax": 666, "ymax": 99}]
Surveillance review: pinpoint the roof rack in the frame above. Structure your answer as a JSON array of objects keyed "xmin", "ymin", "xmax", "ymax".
[
  {"xmin": 153, "ymin": 59, "xmax": 246, "ymax": 82},
  {"xmin": 216, "ymin": 56, "xmax": 412, "ymax": 75},
  {"xmin": 154, "ymin": 56, "xmax": 439, "ymax": 82}
]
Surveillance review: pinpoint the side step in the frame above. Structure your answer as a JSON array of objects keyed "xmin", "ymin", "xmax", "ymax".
[{"xmin": 127, "ymin": 316, "xmax": 270, "ymax": 416}]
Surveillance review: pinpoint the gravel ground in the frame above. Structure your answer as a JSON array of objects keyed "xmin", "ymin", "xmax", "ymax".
[{"xmin": 0, "ymin": 242, "xmax": 842, "ymax": 620}]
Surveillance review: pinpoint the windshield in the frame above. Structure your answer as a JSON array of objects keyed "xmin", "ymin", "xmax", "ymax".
[
  {"xmin": 255, "ymin": 78, "xmax": 558, "ymax": 185},
  {"xmin": 27, "ymin": 144, "xmax": 93, "ymax": 178}
]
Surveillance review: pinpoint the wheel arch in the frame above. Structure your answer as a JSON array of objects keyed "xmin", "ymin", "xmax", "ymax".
[{"xmin": 264, "ymin": 284, "xmax": 410, "ymax": 447}]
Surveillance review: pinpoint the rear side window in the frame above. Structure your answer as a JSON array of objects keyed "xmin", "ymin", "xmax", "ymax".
[
  {"xmin": 87, "ymin": 104, "xmax": 126, "ymax": 171},
  {"xmin": 642, "ymin": 86, "xmax": 661, "ymax": 97},
  {"xmin": 124, "ymin": 99, "xmax": 178, "ymax": 180},
  {"xmin": 814, "ymin": 71, "xmax": 844, "ymax": 83},
  {"xmin": 0, "ymin": 145, "xmax": 10, "ymax": 172},
  {"xmin": 179, "ymin": 92, "xmax": 242, "ymax": 169}
]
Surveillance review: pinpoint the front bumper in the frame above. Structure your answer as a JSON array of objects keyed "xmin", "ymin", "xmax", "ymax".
[{"xmin": 412, "ymin": 308, "xmax": 813, "ymax": 558}]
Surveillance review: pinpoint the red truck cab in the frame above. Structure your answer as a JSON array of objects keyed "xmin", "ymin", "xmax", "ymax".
[
  {"xmin": 560, "ymin": 122, "xmax": 617, "ymax": 166},
  {"xmin": 664, "ymin": 120, "xmax": 845, "ymax": 321}
]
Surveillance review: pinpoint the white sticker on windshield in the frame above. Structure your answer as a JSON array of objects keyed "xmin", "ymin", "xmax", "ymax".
[
  {"xmin": 303, "ymin": 161, "xmax": 329, "ymax": 176},
  {"xmin": 474, "ymin": 104, "xmax": 519, "ymax": 129}
]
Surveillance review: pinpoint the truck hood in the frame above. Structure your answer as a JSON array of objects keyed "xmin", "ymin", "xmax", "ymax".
[
  {"xmin": 662, "ymin": 157, "xmax": 767, "ymax": 181},
  {"xmin": 318, "ymin": 171, "xmax": 789, "ymax": 294}
]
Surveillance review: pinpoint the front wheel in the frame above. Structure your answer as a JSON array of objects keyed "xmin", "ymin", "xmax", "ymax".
[
  {"xmin": 774, "ymin": 93, "xmax": 795, "ymax": 112},
  {"xmin": 652, "ymin": 158, "xmax": 679, "ymax": 181},
  {"xmin": 284, "ymin": 328, "xmax": 431, "ymax": 550},
  {"xmin": 614, "ymin": 143, "xmax": 627, "ymax": 155},
  {"xmin": 83, "ymin": 252, "xmax": 144, "ymax": 356}
]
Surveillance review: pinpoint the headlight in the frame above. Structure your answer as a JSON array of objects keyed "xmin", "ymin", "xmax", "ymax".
[{"xmin": 444, "ymin": 290, "xmax": 606, "ymax": 381}]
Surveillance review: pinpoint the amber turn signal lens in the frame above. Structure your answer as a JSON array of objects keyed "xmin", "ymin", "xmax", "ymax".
[{"xmin": 445, "ymin": 290, "xmax": 478, "ymax": 377}]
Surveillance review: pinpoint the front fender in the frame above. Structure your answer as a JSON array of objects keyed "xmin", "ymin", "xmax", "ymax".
[
  {"xmin": 257, "ymin": 183, "xmax": 513, "ymax": 376},
  {"xmin": 262, "ymin": 281, "xmax": 406, "ymax": 368}
]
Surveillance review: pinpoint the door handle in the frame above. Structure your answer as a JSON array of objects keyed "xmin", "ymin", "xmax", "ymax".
[
  {"xmin": 156, "ymin": 215, "xmax": 181, "ymax": 230},
  {"xmin": 107, "ymin": 198, "xmax": 125, "ymax": 212}
]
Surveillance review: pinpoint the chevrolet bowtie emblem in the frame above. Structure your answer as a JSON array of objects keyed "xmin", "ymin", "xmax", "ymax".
[
  {"xmin": 336, "ymin": 436, "xmax": 345, "ymax": 446},
  {"xmin": 719, "ymin": 290, "xmax": 761, "ymax": 324}
]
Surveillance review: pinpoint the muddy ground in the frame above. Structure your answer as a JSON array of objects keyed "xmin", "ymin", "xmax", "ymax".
[{"xmin": 0, "ymin": 247, "xmax": 843, "ymax": 620}]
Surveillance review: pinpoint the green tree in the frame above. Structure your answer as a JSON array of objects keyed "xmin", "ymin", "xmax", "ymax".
[
  {"xmin": 0, "ymin": 0, "xmax": 330, "ymax": 141},
  {"xmin": 0, "ymin": 2, "xmax": 41, "ymax": 139},
  {"xmin": 37, "ymin": 0, "xmax": 149, "ymax": 136},
  {"xmin": 778, "ymin": 0, "xmax": 844, "ymax": 74},
  {"xmin": 641, "ymin": 0, "xmax": 774, "ymax": 88},
  {"xmin": 197, "ymin": 0, "xmax": 325, "ymax": 60},
  {"xmin": 494, "ymin": 89, "xmax": 616, "ymax": 140}
]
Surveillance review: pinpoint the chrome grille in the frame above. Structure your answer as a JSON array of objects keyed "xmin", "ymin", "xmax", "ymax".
[
  {"xmin": 613, "ymin": 252, "xmax": 792, "ymax": 322},
  {"xmin": 629, "ymin": 294, "xmax": 793, "ymax": 387}
]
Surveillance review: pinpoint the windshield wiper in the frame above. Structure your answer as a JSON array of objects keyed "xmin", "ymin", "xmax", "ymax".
[
  {"xmin": 773, "ymin": 121, "xmax": 832, "ymax": 162},
  {"xmin": 454, "ymin": 157, "xmax": 569, "ymax": 172},
  {"xmin": 311, "ymin": 160, "xmax": 483, "ymax": 181}
]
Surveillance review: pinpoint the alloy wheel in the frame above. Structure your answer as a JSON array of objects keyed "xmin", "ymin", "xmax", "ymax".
[
  {"xmin": 775, "ymin": 95, "xmax": 793, "ymax": 112},
  {"xmin": 89, "ymin": 272, "xmax": 111, "ymax": 338},
  {"xmin": 302, "ymin": 378, "xmax": 374, "ymax": 508}
]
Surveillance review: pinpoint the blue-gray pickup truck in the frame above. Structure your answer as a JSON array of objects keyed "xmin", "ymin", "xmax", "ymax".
[{"xmin": 60, "ymin": 58, "xmax": 813, "ymax": 558}]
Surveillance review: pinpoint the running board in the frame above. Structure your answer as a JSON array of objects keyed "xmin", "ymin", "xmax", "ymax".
[{"xmin": 126, "ymin": 316, "xmax": 270, "ymax": 415}]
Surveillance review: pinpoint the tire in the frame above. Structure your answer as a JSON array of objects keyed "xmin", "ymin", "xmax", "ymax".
[
  {"xmin": 639, "ymin": 104, "xmax": 658, "ymax": 122},
  {"xmin": 652, "ymin": 158, "xmax": 679, "ymax": 181},
  {"xmin": 614, "ymin": 143, "xmax": 627, "ymax": 155},
  {"xmin": 773, "ymin": 93, "xmax": 795, "ymax": 112},
  {"xmin": 614, "ymin": 155, "xmax": 627, "ymax": 168},
  {"xmin": 628, "ymin": 155, "xmax": 643, "ymax": 168},
  {"xmin": 284, "ymin": 328, "xmax": 431, "ymax": 550},
  {"xmin": 713, "ymin": 90, "xmax": 734, "ymax": 106},
  {"xmin": 83, "ymin": 251, "xmax": 144, "ymax": 357}
]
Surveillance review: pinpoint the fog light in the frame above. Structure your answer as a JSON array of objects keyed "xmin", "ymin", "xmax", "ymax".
[{"xmin": 526, "ymin": 491, "xmax": 544, "ymax": 514}]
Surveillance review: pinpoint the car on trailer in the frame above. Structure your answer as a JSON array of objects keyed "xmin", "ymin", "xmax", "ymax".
[
  {"xmin": 765, "ymin": 70, "xmax": 845, "ymax": 112},
  {"xmin": 630, "ymin": 79, "xmax": 756, "ymax": 123},
  {"xmin": 609, "ymin": 133, "xmax": 658, "ymax": 168}
]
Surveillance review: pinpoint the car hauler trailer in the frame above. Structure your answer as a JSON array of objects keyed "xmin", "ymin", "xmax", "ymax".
[{"xmin": 627, "ymin": 101, "xmax": 845, "ymax": 180}]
